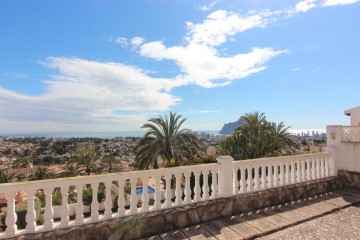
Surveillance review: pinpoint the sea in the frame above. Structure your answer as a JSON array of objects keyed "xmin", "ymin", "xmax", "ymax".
[{"xmin": 0, "ymin": 130, "xmax": 220, "ymax": 139}]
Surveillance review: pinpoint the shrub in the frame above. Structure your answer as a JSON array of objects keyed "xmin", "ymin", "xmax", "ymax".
[{"xmin": 1, "ymin": 198, "xmax": 43, "ymax": 230}]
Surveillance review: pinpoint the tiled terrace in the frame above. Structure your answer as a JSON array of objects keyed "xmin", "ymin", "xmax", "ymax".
[{"xmin": 145, "ymin": 188, "xmax": 360, "ymax": 240}]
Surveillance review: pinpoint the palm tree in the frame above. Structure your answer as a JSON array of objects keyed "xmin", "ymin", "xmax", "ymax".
[
  {"xmin": 220, "ymin": 112, "xmax": 298, "ymax": 160},
  {"xmin": 0, "ymin": 170, "xmax": 16, "ymax": 183},
  {"xmin": 267, "ymin": 121, "xmax": 298, "ymax": 156},
  {"xmin": 133, "ymin": 112, "xmax": 200, "ymax": 169},
  {"xmin": 218, "ymin": 131, "xmax": 248, "ymax": 160},
  {"xmin": 75, "ymin": 146, "xmax": 98, "ymax": 175},
  {"xmin": 102, "ymin": 155, "xmax": 117, "ymax": 173},
  {"xmin": 60, "ymin": 163, "xmax": 84, "ymax": 177},
  {"xmin": 30, "ymin": 167, "xmax": 55, "ymax": 180}
]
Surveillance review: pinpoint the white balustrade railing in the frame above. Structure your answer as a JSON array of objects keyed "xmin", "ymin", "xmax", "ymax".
[
  {"xmin": 232, "ymin": 152, "xmax": 335, "ymax": 195},
  {"xmin": 341, "ymin": 126, "xmax": 360, "ymax": 143},
  {"xmin": 0, "ymin": 163, "xmax": 218, "ymax": 238},
  {"xmin": 0, "ymin": 152, "xmax": 336, "ymax": 239}
]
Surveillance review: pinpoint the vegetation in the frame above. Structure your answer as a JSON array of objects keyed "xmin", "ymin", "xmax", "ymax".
[
  {"xmin": 219, "ymin": 112, "xmax": 298, "ymax": 160},
  {"xmin": 101, "ymin": 155, "xmax": 117, "ymax": 173},
  {"xmin": 75, "ymin": 146, "xmax": 98, "ymax": 175},
  {"xmin": 133, "ymin": 112, "xmax": 200, "ymax": 169},
  {"xmin": 60, "ymin": 163, "xmax": 84, "ymax": 177},
  {"xmin": 30, "ymin": 167, "xmax": 55, "ymax": 180},
  {"xmin": 0, "ymin": 170, "xmax": 16, "ymax": 183},
  {"xmin": 0, "ymin": 199, "xmax": 43, "ymax": 230}
]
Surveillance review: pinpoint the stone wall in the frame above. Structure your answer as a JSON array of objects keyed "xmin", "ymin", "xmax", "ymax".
[
  {"xmin": 339, "ymin": 170, "xmax": 360, "ymax": 189},
  {"xmin": 11, "ymin": 177, "xmax": 343, "ymax": 240}
]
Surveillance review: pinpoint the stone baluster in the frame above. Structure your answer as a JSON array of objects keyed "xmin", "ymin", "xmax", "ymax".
[
  {"xmin": 324, "ymin": 156, "xmax": 329, "ymax": 177},
  {"xmin": 142, "ymin": 177, "xmax": 149, "ymax": 212},
  {"xmin": 305, "ymin": 158, "xmax": 310, "ymax": 181},
  {"xmin": 233, "ymin": 167, "xmax": 238, "ymax": 194},
  {"xmin": 296, "ymin": 159, "xmax": 301, "ymax": 183},
  {"xmin": 174, "ymin": 172, "xmax": 182, "ymax": 206},
  {"xmin": 104, "ymin": 180, "xmax": 113, "ymax": 219},
  {"xmin": 321, "ymin": 156, "xmax": 326, "ymax": 178},
  {"xmin": 268, "ymin": 165, "xmax": 274, "ymax": 188},
  {"xmin": 279, "ymin": 162, "xmax": 284, "ymax": 186},
  {"xmin": 239, "ymin": 166, "xmax": 246, "ymax": 193},
  {"xmin": 165, "ymin": 174, "xmax": 172, "ymax": 207},
  {"xmin": 43, "ymin": 188, "xmax": 54, "ymax": 230},
  {"xmin": 286, "ymin": 162, "xmax": 291, "ymax": 185},
  {"xmin": 25, "ymin": 190, "xmax": 36, "ymax": 233},
  {"xmin": 301, "ymin": 159, "xmax": 306, "ymax": 182},
  {"xmin": 184, "ymin": 171, "xmax": 192, "ymax": 204},
  {"xmin": 4, "ymin": 192, "xmax": 17, "ymax": 237},
  {"xmin": 117, "ymin": 179, "xmax": 125, "ymax": 216},
  {"xmin": 249, "ymin": 167, "xmax": 254, "ymax": 192},
  {"xmin": 290, "ymin": 160, "xmax": 296, "ymax": 184},
  {"xmin": 202, "ymin": 170, "xmax": 210, "ymax": 200},
  {"xmin": 60, "ymin": 186, "xmax": 70, "ymax": 227},
  {"xmin": 154, "ymin": 175, "xmax": 162, "ymax": 210},
  {"xmin": 261, "ymin": 165, "xmax": 267, "ymax": 190},
  {"xmin": 75, "ymin": 184, "xmax": 84, "ymax": 224},
  {"xmin": 316, "ymin": 157, "xmax": 321, "ymax": 179},
  {"xmin": 211, "ymin": 169, "xmax": 218, "ymax": 199},
  {"xmin": 273, "ymin": 163, "xmax": 279, "ymax": 187},
  {"xmin": 194, "ymin": 170, "xmax": 201, "ymax": 202},
  {"xmin": 311, "ymin": 157, "xmax": 316, "ymax": 180},
  {"xmin": 90, "ymin": 182, "xmax": 99, "ymax": 221},
  {"xmin": 318, "ymin": 156, "xmax": 322, "ymax": 178},
  {"xmin": 254, "ymin": 165, "xmax": 260, "ymax": 191},
  {"xmin": 130, "ymin": 178, "xmax": 137, "ymax": 214}
]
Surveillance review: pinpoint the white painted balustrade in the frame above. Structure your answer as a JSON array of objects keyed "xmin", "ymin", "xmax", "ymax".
[
  {"xmin": 0, "ymin": 164, "xmax": 218, "ymax": 238},
  {"xmin": 232, "ymin": 153, "xmax": 335, "ymax": 195},
  {"xmin": 0, "ymin": 152, "xmax": 335, "ymax": 239}
]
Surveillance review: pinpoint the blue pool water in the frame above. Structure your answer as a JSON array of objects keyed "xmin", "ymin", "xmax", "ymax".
[{"xmin": 136, "ymin": 186, "xmax": 155, "ymax": 195}]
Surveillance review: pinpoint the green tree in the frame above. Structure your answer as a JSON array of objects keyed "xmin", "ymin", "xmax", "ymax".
[
  {"xmin": 60, "ymin": 163, "xmax": 84, "ymax": 177},
  {"xmin": 133, "ymin": 112, "xmax": 199, "ymax": 169},
  {"xmin": 102, "ymin": 155, "xmax": 117, "ymax": 173},
  {"xmin": 75, "ymin": 146, "xmax": 98, "ymax": 175},
  {"xmin": 12, "ymin": 157, "xmax": 33, "ymax": 169},
  {"xmin": 219, "ymin": 112, "xmax": 298, "ymax": 160},
  {"xmin": 30, "ymin": 167, "xmax": 55, "ymax": 180}
]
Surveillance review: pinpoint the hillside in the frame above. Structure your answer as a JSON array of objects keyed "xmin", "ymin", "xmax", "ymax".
[{"xmin": 219, "ymin": 119, "xmax": 244, "ymax": 135}]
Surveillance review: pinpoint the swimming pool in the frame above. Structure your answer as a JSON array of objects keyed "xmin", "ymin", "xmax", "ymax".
[{"xmin": 136, "ymin": 186, "xmax": 156, "ymax": 195}]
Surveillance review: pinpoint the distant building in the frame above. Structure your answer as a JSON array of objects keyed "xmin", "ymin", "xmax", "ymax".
[{"xmin": 344, "ymin": 106, "xmax": 360, "ymax": 126}]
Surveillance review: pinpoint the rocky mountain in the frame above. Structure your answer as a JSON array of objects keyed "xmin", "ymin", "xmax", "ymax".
[{"xmin": 219, "ymin": 118, "xmax": 244, "ymax": 135}]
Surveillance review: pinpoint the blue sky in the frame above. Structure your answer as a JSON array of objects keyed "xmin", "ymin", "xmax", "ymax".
[{"xmin": 0, "ymin": 0, "xmax": 359, "ymax": 133}]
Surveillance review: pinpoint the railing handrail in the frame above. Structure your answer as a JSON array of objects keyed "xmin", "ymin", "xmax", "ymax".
[
  {"xmin": 0, "ymin": 163, "xmax": 218, "ymax": 191},
  {"xmin": 233, "ymin": 152, "xmax": 330, "ymax": 163}
]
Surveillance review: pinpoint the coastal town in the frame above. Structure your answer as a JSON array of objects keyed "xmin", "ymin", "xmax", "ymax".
[{"xmin": 0, "ymin": 129, "xmax": 326, "ymax": 182}]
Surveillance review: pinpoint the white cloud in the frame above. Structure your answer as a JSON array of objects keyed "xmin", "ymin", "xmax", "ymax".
[
  {"xmin": 11, "ymin": 0, "xmax": 359, "ymax": 132},
  {"xmin": 0, "ymin": 57, "xmax": 181, "ymax": 132},
  {"xmin": 4, "ymin": 72, "xmax": 29, "ymax": 79},
  {"xmin": 130, "ymin": 37, "xmax": 145, "ymax": 47},
  {"xmin": 140, "ymin": 9, "xmax": 286, "ymax": 88},
  {"xmin": 185, "ymin": 10, "xmax": 275, "ymax": 47},
  {"xmin": 114, "ymin": 37, "xmax": 128, "ymax": 47},
  {"xmin": 322, "ymin": 0, "xmax": 360, "ymax": 6},
  {"xmin": 295, "ymin": 0, "xmax": 317, "ymax": 12},
  {"xmin": 141, "ymin": 41, "xmax": 285, "ymax": 88},
  {"xmin": 188, "ymin": 110, "xmax": 221, "ymax": 114},
  {"xmin": 199, "ymin": 0, "xmax": 222, "ymax": 11}
]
